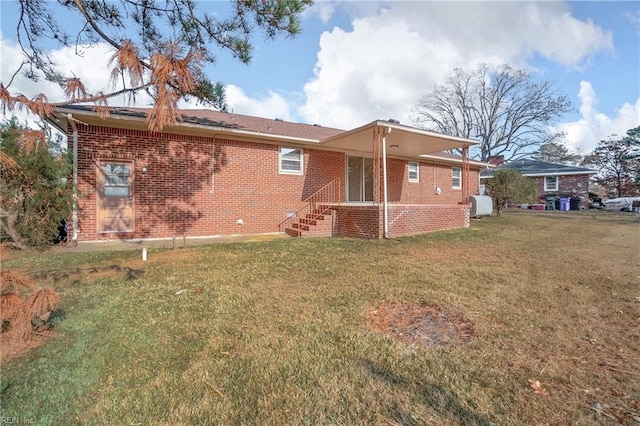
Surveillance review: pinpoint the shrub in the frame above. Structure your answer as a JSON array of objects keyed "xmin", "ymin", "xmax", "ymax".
[{"xmin": 485, "ymin": 169, "xmax": 537, "ymax": 216}]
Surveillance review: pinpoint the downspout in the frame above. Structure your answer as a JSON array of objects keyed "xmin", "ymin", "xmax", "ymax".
[
  {"xmin": 67, "ymin": 114, "xmax": 78, "ymax": 243},
  {"xmin": 382, "ymin": 127, "xmax": 391, "ymax": 239}
]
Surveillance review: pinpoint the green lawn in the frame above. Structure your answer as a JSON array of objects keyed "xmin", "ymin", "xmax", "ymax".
[{"xmin": 1, "ymin": 211, "xmax": 639, "ymax": 425}]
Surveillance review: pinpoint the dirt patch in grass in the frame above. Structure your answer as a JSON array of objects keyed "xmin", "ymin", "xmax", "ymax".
[
  {"xmin": 33, "ymin": 264, "xmax": 144, "ymax": 283},
  {"xmin": 367, "ymin": 302, "xmax": 475, "ymax": 347}
]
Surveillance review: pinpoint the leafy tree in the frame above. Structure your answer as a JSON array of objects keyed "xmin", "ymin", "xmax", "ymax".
[
  {"xmin": 531, "ymin": 142, "xmax": 582, "ymax": 165},
  {"xmin": 0, "ymin": 0, "xmax": 311, "ymax": 130},
  {"xmin": 0, "ymin": 119, "xmax": 73, "ymax": 249},
  {"xmin": 485, "ymin": 169, "xmax": 537, "ymax": 216},
  {"xmin": 414, "ymin": 64, "xmax": 572, "ymax": 161},
  {"xmin": 582, "ymin": 126, "xmax": 640, "ymax": 197}
]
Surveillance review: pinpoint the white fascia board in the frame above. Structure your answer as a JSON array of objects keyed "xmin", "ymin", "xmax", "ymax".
[
  {"xmin": 53, "ymin": 107, "xmax": 321, "ymax": 145},
  {"xmin": 418, "ymin": 153, "xmax": 490, "ymax": 168},
  {"xmin": 521, "ymin": 171, "xmax": 598, "ymax": 177},
  {"xmin": 320, "ymin": 120, "xmax": 479, "ymax": 147},
  {"xmin": 482, "ymin": 170, "xmax": 597, "ymax": 178},
  {"xmin": 375, "ymin": 121, "xmax": 480, "ymax": 146}
]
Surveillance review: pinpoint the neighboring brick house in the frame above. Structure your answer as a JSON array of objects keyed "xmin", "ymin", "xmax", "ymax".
[
  {"xmin": 480, "ymin": 157, "xmax": 597, "ymax": 209},
  {"xmin": 46, "ymin": 105, "xmax": 489, "ymax": 243}
]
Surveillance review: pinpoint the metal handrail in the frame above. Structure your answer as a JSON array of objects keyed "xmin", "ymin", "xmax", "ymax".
[{"xmin": 278, "ymin": 178, "xmax": 343, "ymax": 233}]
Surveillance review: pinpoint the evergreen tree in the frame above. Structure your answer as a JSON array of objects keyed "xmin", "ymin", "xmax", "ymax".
[
  {"xmin": 0, "ymin": 119, "xmax": 73, "ymax": 249},
  {"xmin": 531, "ymin": 142, "xmax": 582, "ymax": 165}
]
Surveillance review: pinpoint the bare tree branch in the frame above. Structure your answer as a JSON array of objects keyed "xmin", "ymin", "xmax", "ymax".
[
  {"xmin": 413, "ymin": 64, "xmax": 572, "ymax": 162},
  {"xmin": 583, "ymin": 127, "xmax": 640, "ymax": 197}
]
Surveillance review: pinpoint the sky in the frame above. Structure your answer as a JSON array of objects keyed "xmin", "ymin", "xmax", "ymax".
[{"xmin": 1, "ymin": 1, "xmax": 639, "ymax": 155}]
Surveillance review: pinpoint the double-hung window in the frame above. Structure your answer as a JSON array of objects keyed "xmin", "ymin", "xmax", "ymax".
[
  {"xmin": 452, "ymin": 167, "xmax": 462, "ymax": 189},
  {"xmin": 544, "ymin": 176, "xmax": 558, "ymax": 191},
  {"xmin": 103, "ymin": 163, "xmax": 130, "ymax": 197},
  {"xmin": 279, "ymin": 147, "xmax": 303, "ymax": 175},
  {"xmin": 408, "ymin": 161, "xmax": 419, "ymax": 182}
]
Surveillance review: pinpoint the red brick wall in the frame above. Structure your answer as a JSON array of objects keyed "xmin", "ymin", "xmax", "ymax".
[
  {"xmin": 333, "ymin": 204, "xmax": 470, "ymax": 239},
  {"xmin": 73, "ymin": 124, "xmax": 344, "ymax": 240},
  {"xmin": 72, "ymin": 124, "xmax": 480, "ymax": 241},
  {"xmin": 333, "ymin": 205, "xmax": 383, "ymax": 239},
  {"xmin": 389, "ymin": 160, "xmax": 480, "ymax": 205},
  {"xmin": 387, "ymin": 204, "xmax": 470, "ymax": 238},
  {"xmin": 534, "ymin": 174, "xmax": 591, "ymax": 208}
]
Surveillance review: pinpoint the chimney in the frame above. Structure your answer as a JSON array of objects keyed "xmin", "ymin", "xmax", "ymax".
[{"xmin": 488, "ymin": 155, "xmax": 504, "ymax": 166}]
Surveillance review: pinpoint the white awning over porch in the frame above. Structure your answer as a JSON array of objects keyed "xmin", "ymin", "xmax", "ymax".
[
  {"xmin": 319, "ymin": 120, "xmax": 478, "ymax": 156},
  {"xmin": 319, "ymin": 120, "xmax": 478, "ymax": 239}
]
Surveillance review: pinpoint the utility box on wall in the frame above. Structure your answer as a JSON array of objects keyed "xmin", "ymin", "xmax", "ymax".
[{"xmin": 470, "ymin": 195, "xmax": 493, "ymax": 217}]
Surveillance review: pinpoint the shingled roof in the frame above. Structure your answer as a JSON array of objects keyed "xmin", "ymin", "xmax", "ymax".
[
  {"xmin": 52, "ymin": 105, "xmax": 489, "ymax": 167},
  {"xmin": 480, "ymin": 159, "xmax": 596, "ymax": 178},
  {"xmin": 59, "ymin": 104, "xmax": 344, "ymax": 141}
]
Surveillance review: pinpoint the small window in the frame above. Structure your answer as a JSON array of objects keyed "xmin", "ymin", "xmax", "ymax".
[
  {"xmin": 452, "ymin": 167, "xmax": 462, "ymax": 189},
  {"xmin": 279, "ymin": 147, "xmax": 303, "ymax": 175},
  {"xmin": 544, "ymin": 176, "xmax": 558, "ymax": 191},
  {"xmin": 408, "ymin": 161, "xmax": 419, "ymax": 182},
  {"xmin": 103, "ymin": 163, "xmax": 130, "ymax": 197}
]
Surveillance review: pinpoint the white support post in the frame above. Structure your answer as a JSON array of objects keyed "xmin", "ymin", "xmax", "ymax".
[{"xmin": 382, "ymin": 127, "xmax": 391, "ymax": 239}]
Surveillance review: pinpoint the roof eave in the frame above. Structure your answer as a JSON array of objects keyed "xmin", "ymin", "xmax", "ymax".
[
  {"xmin": 521, "ymin": 171, "xmax": 598, "ymax": 177},
  {"xmin": 481, "ymin": 170, "xmax": 597, "ymax": 178},
  {"xmin": 320, "ymin": 120, "xmax": 479, "ymax": 146},
  {"xmin": 319, "ymin": 120, "xmax": 480, "ymax": 158},
  {"xmin": 418, "ymin": 153, "xmax": 491, "ymax": 168},
  {"xmin": 378, "ymin": 121, "xmax": 480, "ymax": 146},
  {"xmin": 53, "ymin": 106, "xmax": 322, "ymax": 145},
  {"xmin": 44, "ymin": 111, "xmax": 70, "ymax": 133}
]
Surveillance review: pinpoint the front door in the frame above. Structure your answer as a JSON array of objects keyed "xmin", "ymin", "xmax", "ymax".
[
  {"xmin": 96, "ymin": 161, "xmax": 134, "ymax": 233},
  {"xmin": 347, "ymin": 156, "xmax": 373, "ymax": 202}
]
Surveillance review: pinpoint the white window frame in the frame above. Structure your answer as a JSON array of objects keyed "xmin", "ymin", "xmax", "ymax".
[
  {"xmin": 103, "ymin": 163, "xmax": 131, "ymax": 198},
  {"xmin": 544, "ymin": 175, "xmax": 559, "ymax": 192},
  {"xmin": 408, "ymin": 161, "xmax": 419, "ymax": 182},
  {"xmin": 279, "ymin": 147, "xmax": 304, "ymax": 175},
  {"xmin": 452, "ymin": 167, "xmax": 462, "ymax": 189}
]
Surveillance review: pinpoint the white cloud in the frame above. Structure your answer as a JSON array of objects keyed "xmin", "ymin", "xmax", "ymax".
[
  {"xmin": 626, "ymin": 10, "xmax": 640, "ymax": 35},
  {"xmin": 0, "ymin": 36, "xmax": 123, "ymax": 102},
  {"xmin": 387, "ymin": 2, "xmax": 613, "ymax": 67},
  {"xmin": 1, "ymin": 34, "xmax": 296, "ymax": 125},
  {"xmin": 556, "ymin": 81, "xmax": 640, "ymax": 154},
  {"xmin": 224, "ymin": 85, "xmax": 296, "ymax": 121},
  {"xmin": 298, "ymin": 2, "xmax": 614, "ymax": 129},
  {"xmin": 300, "ymin": 16, "xmax": 462, "ymax": 129},
  {"xmin": 0, "ymin": 35, "xmax": 154, "ymax": 125},
  {"xmin": 303, "ymin": 0, "xmax": 336, "ymax": 25},
  {"xmin": 1, "ymin": 2, "xmax": 622, "ymax": 141}
]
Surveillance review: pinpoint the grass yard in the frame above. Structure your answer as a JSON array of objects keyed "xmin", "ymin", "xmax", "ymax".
[{"xmin": 1, "ymin": 211, "xmax": 639, "ymax": 425}]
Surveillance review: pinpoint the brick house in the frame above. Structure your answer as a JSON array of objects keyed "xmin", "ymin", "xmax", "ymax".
[
  {"xmin": 480, "ymin": 157, "xmax": 597, "ymax": 209},
  {"xmin": 47, "ymin": 105, "xmax": 489, "ymax": 243}
]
